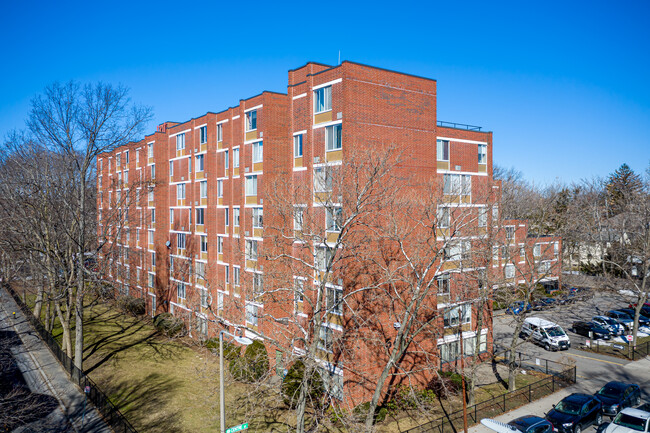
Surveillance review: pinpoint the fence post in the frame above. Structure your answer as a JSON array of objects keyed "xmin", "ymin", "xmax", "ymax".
[
  {"xmin": 503, "ymin": 393, "xmax": 506, "ymax": 411},
  {"xmin": 545, "ymin": 359, "xmax": 548, "ymax": 374},
  {"xmin": 552, "ymin": 375, "xmax": 555, "ymax": 392},
  {"xmin": 529, "ymin": 384, "xmax": 532, "ymax": 402},
  {"xmin": 475, "ymin": 404, "xmax": 477, "ymax": 425}
]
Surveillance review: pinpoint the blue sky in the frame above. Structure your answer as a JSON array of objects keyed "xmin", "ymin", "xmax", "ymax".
[{"xmin": 1, "ymin": 0, "xmax": 648, "ymax": 184}]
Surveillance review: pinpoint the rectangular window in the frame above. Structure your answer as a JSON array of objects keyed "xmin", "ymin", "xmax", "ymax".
[
  {"xmin": 148, "ymin": 143, "xmax": 153, "ymax": 158},
  {"xmin": 478, "ymin": 208, "xmax": 488, "ymax": 227},
  {"xmin": 123, "ymin": 171, "xmax": 128, "ymax": 185},
  {"xmin": 217, "ymin": 124, "xmax": 223, "ymax": 142},
  {"xmin": 224, "ymin": 150, "xmax": 229, "ymax": 170},
  {"xmin": 437, "ymin": 207, "xmax": 450, "ymax": 229},
  {"xmin": 294, "ymin": 279, "xmax": 304, "ymax": 313},
  {"xmin": 233, "ymin": 207, "xmax": 240, "ymax": 227},
  {"xmin": 315, "ymin": 246, "xmax": 333, "ymax": 271},
  {"xmin": 176, "ymin": 133, "xmax": 185, "ymax": 151},
  {"xmin": 217, "ymin": 236, "xmax": 223, "ymax": 254},
  {"xmin": 177, "ymin": 183, "xmax": 186, "ymax": 200},
  {"xmin": 233, "ymin": 148, "xmax": 239, "ymax": 168},
  {"xmin": 325, "ymin": 124, "xmax": 342, "ymax": 151},
  {"xmin": 200, "ymin": 181, "xmax": 207, "ymax": 199},
  {"xmin": 436, "ymin": 273, "xmax": 451, "ymax": 294},
  {"xmin": 199, "ymin": 126, "xmax": 207, "ymax": 144},
  {"xmin": 116, "ymin": 154, "xmax": 121, "ymax": 167},
  {"xmin": 326, "ymin": 207, "xmax": 342, "ymax": 231},
  {"xmin": 319, "ymin": 325, "xmax": 333, "ymax": 352},
  {"xmin": 437, "ymin": 139, "xmax": 450, "ymax": 161},
  {"xmin": 245, "ymin": 175, "xmax": 258, "ymax": 196},
  {"xmin": 327, "ymin": 286, "xmax": 342, "ymax": 315},
  {"xmin": 245, "ymin": 240, "xmax": 258, "ymax": 261},
  {"xmin": 225, "ymin": 265, "xmax": 229, "ymax": 284},
  {"xmin": 177, "ymin": 233, "xmax": 186, "ymax": 250},
  {"xmin": 533, "ymin": 244, "xmax": 541, "ymax": 257},
  {"xmin": 196, "ymin": 208, "xmax": 205, "ymax": 225},
  {"xmin": 151, "ymin": 251, "xmax": 156, "ymax": 267},
  {"xmin": 252, "ymin": 208, "xmax": 263, "ymax": 228},
  {"xmin": 200, "ymin": 287, "xmax": 208, "ymax": 308},
  {"xmin": 245, "ymin": 110, "xmax": 257, "ymax": 132},
  {"xmin": 252, "ymin": 273, "xmax": 263, "ymax": 297},
  {"xmin": 148, "ymin": 230, "xmax": 154, "ymax": 244},
  {"xmin": 233, "ymin": 266, "xmax": 240, "ymax": 285},
  {"xmin": 314, "ymin": 86, "xmax": 332, "ymax": 113},
  {"xmin": 151, "ymin": 209, "xmax": 156, "ymax": 224},
  {"xmin": 136, "ymin": 150, "xmax": 139, "ymax": 164},
  {"xmin": 478, "ymin": 144, "xmax": 487, "ymax": 164},
  {"xmin": 196, "ymin": 262, "xmax": 206, "ymax": 281},
  {"xmin": 217, "ymin": 292, "xmax": 224, "ymax": 312},
  {"xmin": 188, "ymin": 157, "xmax": 191, "ymax": 174},
  {"xmin": 294, "ymin": 134, "xmax": 303, "ymax": 157},
  {"xmin": 492, "ymin": 205, "xmax": 499, "ymax": 223},
  {"xmin": 443, "ymin": 174, "xmax": 471, "ymax": 196},
  {"xmin": 196, "ymin": 154, "xmax": 204, "ymax": 172},
  {"xmin": 314, "ymin": 167, "xmax": 333, "ymax": 192},
  {"xmin": 177, "ymin": 282, "xmax": 186, "ymax": 299},
  {"xmin": 443, "ymin": 304, "xmax": 471, "ymax": 328},
  {"xmin": 506, "ymin": 226, "xmax": 515, "ymax": 242},
  {"xmin": 201, "ymin": 235, "xmax": 208, "ymax": 253},
  {"xmin": 294, "ymin": 207, "xmax": 303, "ymax": 231},
  {"xmin": 225, "ymin": 208, "xmax": 229, "ymax": 226},
  {"xmin": 148, "ymin": 273, "xmax": 154, "ymax": 288},
  {"xmin": 252, "ymin": 141, "xmax": 263, "ymax": 163},
  {"xmin": 151, "ymin": 164, "xmax": 155, "ymax": 179},
  {"xmin": 505, "ymin": 263, "xmax": 515, "ymax": 279},
  {"xmin": 169, "ymin": 161, "xmax": 174, "ymax": 177},
  {"xmin": 217, "ymin": 180, "xmax": 223, "ymax": 198},
  {"xmin": 124, "ymin": 151, "xmax": 129, "ymax": 164},
  {"xmin": 246, "ymin": 303, "xmax": 258, "ymax": 326},
  {"xmin": 170, "ymin": 209, "xmax": 174, "ymax": 224}
]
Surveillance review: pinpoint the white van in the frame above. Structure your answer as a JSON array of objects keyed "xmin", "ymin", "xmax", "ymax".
[{"xmin": 520, "ymin": 317, "xmax": 571, "ymax": 351}]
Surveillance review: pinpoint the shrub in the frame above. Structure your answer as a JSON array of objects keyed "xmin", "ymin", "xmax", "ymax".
[
  {"xmin": 229, "ymin": 340, "xmax": 269, "ymax": 382},
  {"xmin": 427, "ymin": 371, "xmax": 466, "ymax": 398},
  {"xmin": 204, "ymin": 337, "xmax": 241, "ymax": 361},
  {"xmin": 153, "ymin": 312, "xmax": 185, "ymax": 337},
  {"xmin": 281, "ymin": 360, "xmax": 324, "ymax": 408},
  {"xmin": 353, "ymin": 402, "xmax": 388, "ymax": 423},
  {"xmin": 117, "ymin": 295, "xmax": 146, "ymax": 316}
]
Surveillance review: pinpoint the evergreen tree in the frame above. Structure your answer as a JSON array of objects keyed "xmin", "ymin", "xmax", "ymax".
[{"xmin": 606, "ymin": 164, "xmax": 642, "ymax": 215}]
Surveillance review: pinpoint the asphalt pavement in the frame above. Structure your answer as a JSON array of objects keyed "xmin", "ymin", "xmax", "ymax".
[{"xmin": 0, "ymin": 287, "xmax": 112, "ymax": 433}]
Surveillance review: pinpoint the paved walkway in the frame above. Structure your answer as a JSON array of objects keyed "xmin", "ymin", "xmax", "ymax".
[{"xmin": 0, "ymin": 287, "xmax": 112, "ymax": 433}]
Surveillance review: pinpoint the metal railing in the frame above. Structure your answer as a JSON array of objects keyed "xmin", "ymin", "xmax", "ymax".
[
  {"xmin": 5, "ymin": 284, "xmax": 138, "ymax": 433},
  {"xmin": 575, "ymin": 338, "xmax": 650, "ymax": 360},
  {"xmin": 404, "ymin": 350, "xmax": 576, "ymax": 433},
  {"xmin": 437, "ymin": 121, "xmax": 483, "ymax": 131}
]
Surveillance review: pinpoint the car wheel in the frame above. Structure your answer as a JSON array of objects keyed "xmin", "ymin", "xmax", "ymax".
[
  {"xmin": 635, "ymin": 395, "xmax": 641, "ymax": 406},
  {"xmin": 574, "ymin": 424, "xmax": 581, "ymax": 433},
  {"xmin": 544, "ymin": 343, "xmax": 551, "ymax": 351},
  {"xmin": 596, "ymin": 413, "xmax": 602, "ymax": 426}
]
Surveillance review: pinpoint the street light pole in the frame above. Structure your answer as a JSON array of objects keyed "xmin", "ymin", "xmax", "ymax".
[{"xmin": 220, "ymin": 330, "xmax": 253, "ymax": 433}]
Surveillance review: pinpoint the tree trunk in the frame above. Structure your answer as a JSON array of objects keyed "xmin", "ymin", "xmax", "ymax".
[
  {"xmin": 54, "ymin": 301, "xmax": 72, "ymax": 358},
  {"xmin": 74, "ymin": 175, "xmax": 86, "ymax": 372},
  {"xmin": 33, "ymin": 285, "xmax": 44, "ymax": 320}
]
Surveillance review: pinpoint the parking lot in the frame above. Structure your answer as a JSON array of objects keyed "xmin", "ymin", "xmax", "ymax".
[{"xmin": 483, "ymin": 288, "xmax": 650, "ymax": 433}]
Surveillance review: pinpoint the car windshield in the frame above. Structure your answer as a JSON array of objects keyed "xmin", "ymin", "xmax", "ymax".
[
  {"xmin": 597, "ymin": 385, "xmax": 623, "ymax": 398},
  {"xmin": 555, "ymin": 401, "xmax": 582, "ymax": 415},
  {"xmin": 612, "ymin": 413, "xmax": 646, "ymax": 432},
  {"xmin": 546, "ymin": 326, "xmax": 565, "ymax": 337}
]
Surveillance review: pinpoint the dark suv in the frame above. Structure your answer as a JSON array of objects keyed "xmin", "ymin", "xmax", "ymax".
[
  {"xmin": 594, "ymin": 381, "xmax": 642, "ymax": 417},
  {"xmin": 546, "ymin": 393, "xmax": 603, "ymax": 433},
  {"xmin": 571, "ymin": 321, "xmax": 611, "ymax": 340}
]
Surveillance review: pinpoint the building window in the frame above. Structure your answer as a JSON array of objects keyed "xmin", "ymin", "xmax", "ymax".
[
  {"xmin": 170, "ymin": 209, "xmax": 174, "ymax": 225},
  {"xmin": 199, "ymin": 126, "xmax": 207, "ymax": 144},
  {"xmin": 245, "ymin": 240, "xmax": 258, "ymax": 261},
  {"xmin": 319, "ymin": 367, "xmax": 343, "ymax": 401},
  {"xmin": 443, "ymin": 174, "xmax": 471, "ymax": 196},
  {"xmin": 478, "ymin": 208, "xmax": 487, "ymax": 228},
  {"xmin": 196, "ymin": 208, "xmax": 205, "ymax": 225},
  {"xmin": 196, "ymin": 154, "xmax": 204, "ymax": 172},
  {"xmin": 533, "ymin": 244, "xmax": 541, "ymax": 257},
  {"xmin": 294, "ymin": 279, "xmax": 304, "ymax": 314},
  {"xmin": 148, "ymin": 273, "xmax": 154, "ymax": 288},
  {"xmin": 124, "ymin": 151, "xmax": 129, "ymax": 164},
  {"xmin": 233, "ymin": 148, "xmax": 240, "ymax": 168},
  {"xmin": 314, "ymin": 167, "xmax": 333, "ymax": 192},
  {"xmin": 245, "ymin": 175, "xmax": 258, "ymax": 196},
  {"xmin": 151, "ymin": 164, "xmax": 156, "ymax": 179},
  {"xmin": 200, "ymin": 181, "xmax": 207, "ymax": 199},
  {"xmin": 201, "ymin": 235, "xmax": 208, "ymax": 253},
  {"xmin": 176, "ymin": 133, "xmax": 185, "ymax": 151},
  {"xmin": 217, "ymin": 292, "xmax": 224, "ymax": 313},
  {"xmin": 177, "ymin": 282, "xmax": 186, "ymax": 299},
  {"xmin": 505, "ymin": 263, "xmax": 515, "ymax": 279},
  {"xmin": 233, "ymin": 207, "xmax": 240, "ymax": 227},
  {"xmin": 445, "ymin": 241, "xmax": 471, "ymax": 262},
  {"xmin": 436, "ymin": 273, "xmax": 451, "ymax": 294},
  {"xmin": 252, "ymin": 273, "xmax": 263, "ymax": 297},
  {"xmin": 225, "ymin": 208, "xmax": 229, "ymax": 226},
  {"xmin": 217, "ymin": 124, "xmax": 223, "ymax": 142},
  {"xmin": 148, "ymin": 230, "xmax": 154, "ymax": 245},
  {"xmin": 444, "ymin": 304, "xmax": 471, "ymax": 328},
  {"xmin": 196, "ymin": 262, "xmax": 206, "ymax": 281},
  {"xmin": 252, "ymin": 141, "xmax": 263, "ymax": 163},
  {"xmin": 199, "ymin": 287, "xmax": 208, "ymax": 308},
  {"xmin": 325, "ymin": 124, "xmax": 342, "ymax": 151},
  {"xmin": 177, "ymin": 233, "xmax": 186, "ymax": 250},
  {"xmin": 326, "ymin": 207, "xmax": 342, "ymax": 231},
  {"xmin": 148, "ymin": 143, "xmax": 154, "ymax": 158},
  {"xmin": 151, "ymin": 251, "xmax": 156, "ymax": 267},
  {"xmin": 116, "ymin": 153, "xmax": 121, "ymax": 167},
  {"xmin": 252, "ymin": 208, "xmax": 263, "ymax": 228},
  {"xmin": 246, "ymin": 303, "xmax": 259, "ymax": 326},
  {"xmin": 217, "ymin": 180, "xmax": 223, "ymax": 198},
  {"xmin": 437, "ymin": 139, "xmax": 450, "ymax": 161},
  {"xmin": 151, "ymin": 209, "xmax": 156, "ymax": 224},
  {"xmin": 233, "ymin": 266, "xmax": 240, "ymax": 285},
  {"xmin": 188, "ymin": 157, "xmax": 191, "ymax": 174},
  {"xmin": 314, "ymin": 86, "xmax": 332, "ymax": 113},
  {"xmin": 478, "ymin": 144, "xmax": 487, "ymax": 164},
  {"xmin": 506, "ymin": 226, "xmax": 515, "ymax": 242},
  {"xmin": 224, "ymin": 150, "xmax": 229, "ymax": 170},
  {"xmin": 169, "ymin": 161, "xmax": 174, "ymax": 177},
  {"xmin": 492, "ymin": 205, "xmax": 499, "ymax": 223},
  {"xmin": 245, "ymin": 110, "xmax": 257, "ymax": 132},
  {"xmin": 315, "ymin": 246, "xmax": 333, "ymax": 271},
  {"xmin": 327, "ymin": 286, "xmax": 342, "ymax": 315},
  {"xmin": 294, "ymin": 134, "xmax": 303, "ymax": 157},
  {"xmin": 217, "ymin": 236, "xmax": 223, "ymax": 254},
  {"xmin": 437, "ymin": 207, "xmax": 450, "ymax": 229},
  {"xmin": 225, "ymin": 265, "xmax": 229, "ymax": 284},
  {"xmin": 294, "ymin": 207, "xmax": 304, "ymax": 231},
  {"xmin": 318, "ymin": 325, "xmax": 333, "ymax": 352},
  {"xmin": 177, "ymin": 183, "xmax": 186, "ymax": 200}
]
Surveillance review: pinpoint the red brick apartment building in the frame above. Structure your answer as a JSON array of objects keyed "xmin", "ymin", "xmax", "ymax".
[{"xmin": 96, "ymin": 61, "xmax": 561, "ymax": 405}]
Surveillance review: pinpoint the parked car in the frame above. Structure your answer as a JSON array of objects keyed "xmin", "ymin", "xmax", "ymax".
[
  {"xmin": 571, "ymin": 321, "xmax": 611, "ymax": 340},
  {"xmin": 606, "ymin": 311, "xmax": 635, "ymax": 331},
  {"xmin": 533, "ymin": 298, "xmax": 558, "ymax": 311},
  {"xmin": 593, "ymin": 316, "xmax": 625, "ymax": 336},
  {"xmin": 546, "ymin": 393, "xmax": 603, "ymax": 433},
  {"xmin": 603, "ymin": 408, "xmax": 650, "ymax": 433},
  {"xmin": 629, "ymin": 303, "xmax": 650, "ymax": 317},
  {"xmin": 617, "ymin": 309, "xmax": 650, "ymax": 327},
  {"xmin": 506, "ymin": 301, "xmax": 533, "ymax": 315},
  {"xmin": 520, "ymin": 317, "xmax": 571, "ymax": 351},
  {"xmin": 481, "ymin": 416, "xmax": 554, "ymax": 433},
  {"xmin": 594, "ymin": 381, "xmax": 642, "ymax": 417}
]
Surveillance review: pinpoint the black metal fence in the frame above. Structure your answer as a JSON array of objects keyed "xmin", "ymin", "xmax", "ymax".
[
  {"xmin": 575, "ymin": 338, "xmax": 650, "ymax": 360},
  {"xmin": 404, "ymin": 350, "xmax": 576, "ymax": 433},
  {"xmin": 5, "ymin": 285, "xmax": 137, "ymax": 433}
]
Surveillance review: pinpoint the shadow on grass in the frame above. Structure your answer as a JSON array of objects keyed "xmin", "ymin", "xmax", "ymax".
[{"xmin": 99, "ymin": 371, "xmax": 184, "ymax": 433}]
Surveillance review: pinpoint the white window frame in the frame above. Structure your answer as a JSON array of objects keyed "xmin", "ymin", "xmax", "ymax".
[
  {"xmin": 176, "ymin": 133, "xmax": 185, "ymax": 151},
  {"xmin": 177, "ymin": 183, "xmax": 186, "ymax": 200},
  {"xmin": 245, "ymin": 240, "xmax": 258, "ymax": 261},
  {"xmin": 177, "ymin": 282, "xmax": 186, "ymax": 299},
  {"xmin": 245, "ymin": 175, "xmax": 258, "ymax": 196},
  {"xmin": 201, "ymin": 235, "xmax": 208, "ymax": 253},
  {"xmin": 437, "ymin": 207, "xmax": 450, "ymax": 229},
  {"xmin": 314, "ymin": 86, "xmax": 332, "ymax": 114},
  {"xmin": 177, "ymin": 233, "xmax": 186, "ymax": 250},
  {"xmin": 478, "ymin": 144, "xmax": 487, "ymax": 165},
  {"xmin": 196, "ymin": 208, "xmax": 205, "ymax": 225},
  {"xmin": 217, "ymin": 179, "xmax": 223, "ymax": 198},
  {"xmin": 233, "ymin": 148, "xmax": 240, "ymax": 168},
  {"xmin": 245, "ymin": 110, "xmax": 257, "ymax": 132},
  {"xmin": 196, "ymin": 154, "xmax": 204, "ymax": 172},
  {"xmin": 200, "ymin": 181, "xmax": 207, "ymax": 199},
  {"xmin": 443, "ymin": 303, "xmax": 471, "ymax": 328},
  {"xmin": 252, "ymin": 208, "xmax": 263, "ymax": 228},
  {"xmin": 233, "ymin": 207, "xmax": 240, "ymax": 227},
  {"xmin": 217, "ymin": 124, "xmax": 223, "ymax": 142},
  {"xmin": 437, "ymin": 139, "xmax": 450, "ymax": 161},
  {"xmin": 252, "ymin": 141, "xmax": 263, "ymax": 163},
  {"xmin": 294, "ymin": 134, "xmax": 303, "ymax": 158},
  {"xmin": 325, "ymin": 124, "xmax": 342, "ymax": 151},
  {"xmin": 199, "ymin": 126, "xmax": 207, "ymax": 144}
]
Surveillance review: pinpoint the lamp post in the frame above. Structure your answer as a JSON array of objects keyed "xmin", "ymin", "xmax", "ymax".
[{"xmin": 220, "ymin": 330, "xmax": 253, "ymax": 433}]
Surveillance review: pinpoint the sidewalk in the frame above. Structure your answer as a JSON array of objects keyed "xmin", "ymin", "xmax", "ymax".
[
  {"xmin": 469, "ymin": 357, "xmax": 650, "ymax": 433},
  {"xmin": 0, "ymin": 287, "xmax": 112, "ymax": 433}
]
